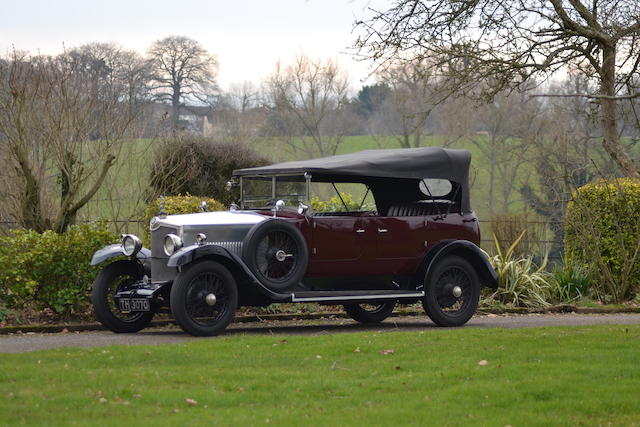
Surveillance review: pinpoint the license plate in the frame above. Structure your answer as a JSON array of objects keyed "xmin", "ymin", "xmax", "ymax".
[{"xmin": 118, "ymin": 298, "xmax": 150, "ymax": 312}]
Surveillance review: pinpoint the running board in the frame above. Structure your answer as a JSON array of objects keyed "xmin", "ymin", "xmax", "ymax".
[{"xmin": 291, "ymin": 290, "xmax": 425, "ymax": 303}]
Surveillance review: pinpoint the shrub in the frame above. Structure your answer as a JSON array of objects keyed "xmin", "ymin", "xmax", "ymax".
[
  {"xmin": 547, "ymin": 255, "xmax": 592, "ymax": 303},
  {"xmin": 149, "ymin": 136, "xmax": 268, "ymax": 206},
  {"xmin": 486, "ymin": 231, "xmax": 552, "ymax": 308},
  {"xmin": 0, "ymin": 224, "xmax": 118, "ymax": 314},
  {"xmin": 144, "ymin": 194, "xmax": 226, "ymax": 228},
  {"xmin": 564, "ymin": 178, "xmax": 640, "ymax": 303},
  {"xmin": 143, "ymin": 194, "xmax": 226, "ymax": 244},
  {"xmin": 311, "ymin": 192, "xmax": 374, "ymax": 212}
]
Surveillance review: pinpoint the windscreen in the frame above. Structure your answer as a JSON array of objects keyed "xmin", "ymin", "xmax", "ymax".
[{"xmin": 242, "ymin": 176, "xmax": 308, "ymax": 209}]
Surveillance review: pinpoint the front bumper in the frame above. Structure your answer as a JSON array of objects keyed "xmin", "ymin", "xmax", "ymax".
[{"xmin": 114, "ymin": 281, "xmax": 172, "ymax": 312}]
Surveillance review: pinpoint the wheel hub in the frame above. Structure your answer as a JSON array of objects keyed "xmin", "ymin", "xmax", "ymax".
[
  {"xmin": 205, "ymin": 293, "xmax": 217, "ymax": 306},
  {"xmin": 274, "ymin": 249, "xmax": 291, "ymax": 262},
  {"xmin": 452, "ymin": 285, "xmax": 462, "ymax": 298}
]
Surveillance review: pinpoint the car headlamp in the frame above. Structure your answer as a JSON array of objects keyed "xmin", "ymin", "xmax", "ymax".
[
  {"xmin": 163, "ymin": 234, "xmax": 183, "ymax": 256},
  {"xmin": 121, "ymin": 234, "xmax": 142, "ymax": 257}
]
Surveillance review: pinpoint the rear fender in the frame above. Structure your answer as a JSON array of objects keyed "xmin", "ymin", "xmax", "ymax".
[
  {"xmin": 421, "ymin": 240, "xmax": 498, "ymax": 288},
  {"xmin": 167, "ymin": 244, "xmax": 291, "ymax": 301}
]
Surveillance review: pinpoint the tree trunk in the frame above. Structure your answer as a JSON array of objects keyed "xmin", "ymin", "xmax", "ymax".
[
  {"xmin": 488, "ymin": 146, "xmax": 496, "ymax": 215},
  {"xmin": 14, "ymin": 147, "xmax": 47, "ymax": 232},
  {"xmin": 171, "ymin": 86, "xmax": 181, "ymax": 129},
  {"xmin": 600, "ymin": 45, "xmax": 640, "ymax": 178},
  {"xmin": 413, "ymin": 128, "xmax": 422, "ymax": 148}
]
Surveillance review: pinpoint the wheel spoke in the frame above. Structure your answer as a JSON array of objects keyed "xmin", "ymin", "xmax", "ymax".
[
  {"xmin": 435, "ymin": 266, "xmax": 471, "ymax": 315},
  {"xmin": 255, "ymin": 230, "xmax": 299, "ymax": 281},
  {"xmin": 184, "ymin": 272, "xmax": 229, "ymax": 326}
]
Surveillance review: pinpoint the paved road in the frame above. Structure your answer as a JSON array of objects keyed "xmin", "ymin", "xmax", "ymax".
[{"xmin": 2, "ymin": 313, "xmax": 640, "ymax": 353}]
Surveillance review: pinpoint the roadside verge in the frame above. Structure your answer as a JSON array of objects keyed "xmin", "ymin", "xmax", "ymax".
[{"xmin": 2, "ymin": 305, "xmax": 640, "ymax": 335}]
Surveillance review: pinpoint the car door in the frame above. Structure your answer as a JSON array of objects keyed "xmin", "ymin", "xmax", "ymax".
[
  {"xmin": 371, "ymin": 215, "xmax": 427, "ymax": 275},
  {"xmin": 306, "ymin": 215, "xmax": 377, "ymax": 276}
]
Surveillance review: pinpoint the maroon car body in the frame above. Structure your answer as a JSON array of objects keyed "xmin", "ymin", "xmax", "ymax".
[{"xmin": 90, "ymin": 147, "xmax": 498, "ymax": 336}]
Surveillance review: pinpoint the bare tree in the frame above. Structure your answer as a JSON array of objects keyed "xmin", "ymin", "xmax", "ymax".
[
  {"xmin": 355, "ymin": 0, "xmax": 640, "ymax": 177},
  {"xmin": 373, "ymin": 60, "xmax": 444, "ymax": 148},
  {"xmin": 147, "ymin": 36, "xmax": 218, "ymax": 128},
  {"xmin": 262, "ymin": 55, "xmax": 350, "ymax": 157},
  {"xmin": 0, "ymin": 50, "xmax": 139, "ymax": 232},
  {"xmin": 68, "ymin": 42, "xmax": 151, "ymax": 112},
  {"xmin": 210, "ymin": 82, "xmax": 263, "ymax": 144},
  {"xmin": 520, "ymin": 75, "xmax": 602, "ymax": 246},
  {"xmin": 470, "ymin": 84, "xmax": 544, "ymax": 213}
]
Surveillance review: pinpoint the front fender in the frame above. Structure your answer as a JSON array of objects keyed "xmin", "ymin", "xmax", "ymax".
[
  {"xmin": 90, "ymin": 244, "xmax": 151, "ymax": 266},
  {"xmin": 424, "ymin": 240, "xmax": 498, "ymax": 288},
  {"xmin": 167, "ymin": 244, "xmax": 290, "ymax": 301}
]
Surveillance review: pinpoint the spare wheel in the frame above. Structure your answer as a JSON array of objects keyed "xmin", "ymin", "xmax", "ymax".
[{"xmin": 242, "ymin": 219, "xmax": 308, "ymax": 292}]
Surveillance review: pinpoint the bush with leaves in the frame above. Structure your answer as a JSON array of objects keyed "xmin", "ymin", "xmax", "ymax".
[
  {"xmin": 547, "ymin": 255, "xmax": 592, "ymax": 303},
  {"xmin": 564, "ymin": 179, "xmax": 640, "ymax": 303},
  {"xmin": 0, "ymin": 224, "xmax": 117, "ymax": 314},
  {"xmin": 143, "ymin": 194, "xmax": 226, "ymax": 243},
  {"xmin": 149, "ymin": 136, "xmax": 268, "ymax": 206},
  {"xmin": 144, "ymin": 194, "xmax": 226, "ymax": 226},
  {"xmin": 311, "ymin": 192, "xmax": 374, "ymax": 212}
]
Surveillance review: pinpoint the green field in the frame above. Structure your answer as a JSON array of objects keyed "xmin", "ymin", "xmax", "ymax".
[
  {"xmin": 79, "ymin": 135, "xmax": 537, "ymax": 232},
  {"xmin": 1, "ymin": 325, "xmax": 639, "ymax": 425}
]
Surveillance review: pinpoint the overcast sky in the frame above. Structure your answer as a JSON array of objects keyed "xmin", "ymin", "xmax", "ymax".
[{"xmin": 0, "ymin": 0, "xmax": 383, "ymax": 91}]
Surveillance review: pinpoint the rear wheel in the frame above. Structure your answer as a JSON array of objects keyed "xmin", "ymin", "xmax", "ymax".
[
  {"xmin": 344, "ymin": 301, "xmax": 396, "ymax": 323},
  {"xmin": 423, "ymin": 256, "xmax": 480, "ymax": 327},
  {"xmin": 170, "ymin": 260, "xmax": 238, "ymax": 336},
  {"xmin": 91, "ymin": 260, "xmax": 154, "ymax": 333}
]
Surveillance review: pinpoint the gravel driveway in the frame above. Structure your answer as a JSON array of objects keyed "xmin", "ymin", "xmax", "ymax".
[{"xmin": 2, "ymin": 313, "xmax": 639, "ymax": 353}]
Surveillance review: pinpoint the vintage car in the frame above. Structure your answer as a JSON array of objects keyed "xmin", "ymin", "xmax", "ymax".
[{"xmin": 90, "ymin": 147, "xmax": 498, "ymax": 336}]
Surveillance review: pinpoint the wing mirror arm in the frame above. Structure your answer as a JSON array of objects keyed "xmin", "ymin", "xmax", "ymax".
[{"xmin": 273, "ymin": 199, "xmax": 285, "ymax": 217}]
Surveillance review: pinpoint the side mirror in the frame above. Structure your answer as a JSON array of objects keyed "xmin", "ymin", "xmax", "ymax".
[
  {"xmin": 298, "ymin": 202, "xmax": 309, "ymax": 215},
  {"xmin": 273, "ymin": 199, "xmax": 285, "ymax": 217}
]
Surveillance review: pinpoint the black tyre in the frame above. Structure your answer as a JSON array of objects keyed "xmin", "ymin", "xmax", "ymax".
[
  {"xmin": 423, "ymin": 255, "xmax": 480, "ymax": 327},
  {"xmin": 242, "ymin": 219, "xmax": 308, "ymax": 292},
  {"xmin": 91, "ymin": 260, "xmax": 154, "ymax": 333},
  {"xmin": 344, "ymin": 301, "xmax": 396, "ymax": 323},
  {"xmin": 170, "ymin": 260, "xmax": 238, "ymax": 336}
]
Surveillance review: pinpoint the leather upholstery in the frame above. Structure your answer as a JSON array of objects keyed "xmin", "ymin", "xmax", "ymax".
[{"xmin": 387, "ymin": 202, "xmax": 451, "ymax": 216}]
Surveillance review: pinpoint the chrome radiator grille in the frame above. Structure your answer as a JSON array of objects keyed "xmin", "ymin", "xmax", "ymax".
[{"xmin": 150, "ymin": 225, "xmax": 178, "ymax": 282}]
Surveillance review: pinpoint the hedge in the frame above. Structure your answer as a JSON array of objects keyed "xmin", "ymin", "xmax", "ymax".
[
  {"xmin": 0, "ymin": 224, "xmax": 118, "ymax": 314},
  {"xmin": 144, "ymin": 194, "xmax": 225, "ymax": 227},
  {"xmin": 564, "ymin": 178, "xmax": 640, "ymax": 302}
]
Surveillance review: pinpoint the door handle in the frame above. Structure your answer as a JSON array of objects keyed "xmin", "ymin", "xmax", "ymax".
[
  {"xmin": 378, "ymin": 228, "xmax": 388, "ymax": 233},
  {"xmin": 356, "ymin": 229, "xmax": 365, "ymax": 233}
]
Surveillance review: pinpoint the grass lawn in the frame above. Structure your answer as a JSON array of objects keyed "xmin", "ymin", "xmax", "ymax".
[{"xmin": 1, "ymin": 325, "xmax": 639, "ymax": 425}]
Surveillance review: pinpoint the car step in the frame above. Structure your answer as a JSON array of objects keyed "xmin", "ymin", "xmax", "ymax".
[{"xmin": 291, "ymin": 289, "xmax": 425, "ymax": 303}]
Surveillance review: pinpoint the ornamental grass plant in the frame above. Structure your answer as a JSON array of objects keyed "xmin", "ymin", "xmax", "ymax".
[{"xmin": 485, "ymin": 230, "xmax": 552, "ymax": 308}]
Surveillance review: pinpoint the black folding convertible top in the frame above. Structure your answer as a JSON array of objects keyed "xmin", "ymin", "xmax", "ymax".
[{"xmin": 233, "ymin": 147, "xmax": 472, "ymax": 213}]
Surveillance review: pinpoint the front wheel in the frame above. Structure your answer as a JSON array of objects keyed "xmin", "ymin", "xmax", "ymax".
[
  {"xmin": 423, "ymin": 256, "xmax": 480, "ymax": 327},
  {"xmin": 344, "ymin": 302, "xmax": 396, "ymax": 323},
  {"xmin": 91, "ymin": 260, "xmax": 154, "ymax": 333},
  {"xmin": 170, "ymin": 260, "xmax": 238, "ymax": 336}
]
